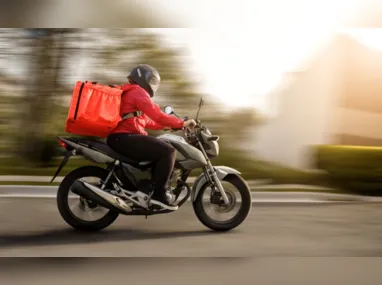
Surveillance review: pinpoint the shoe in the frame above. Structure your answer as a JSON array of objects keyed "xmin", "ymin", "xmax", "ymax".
[{"xmin": 150, "ymin": 191, "xmax": 179, "ymax": 211}]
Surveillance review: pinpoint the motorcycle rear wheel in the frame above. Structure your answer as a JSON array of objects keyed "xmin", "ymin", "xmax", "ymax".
[{"xmin": 57, "ymin": 166, "xmax": 120, "ymax": 232}]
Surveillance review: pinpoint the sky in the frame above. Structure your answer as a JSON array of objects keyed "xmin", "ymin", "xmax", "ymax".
[
  {"xmin": 2, "ymin": 1, "xmax": 382, "ymax": 114},
  {"xmin": 144, "ymin": 0, "xmax": 382, "ymax": 112}
]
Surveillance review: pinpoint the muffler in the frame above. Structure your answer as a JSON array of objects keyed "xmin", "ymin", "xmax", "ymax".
[{"xmin": 71, "ymin": 180, "xmax": 133, "ymax": 214}]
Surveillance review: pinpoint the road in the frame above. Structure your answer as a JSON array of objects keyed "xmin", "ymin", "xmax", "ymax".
[{"xmin": 0, "ymin": 198, "xmax": 381, "ymax": 257}]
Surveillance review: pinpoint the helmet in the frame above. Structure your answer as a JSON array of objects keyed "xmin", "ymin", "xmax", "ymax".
[{"xmin": 127, "ymin": 64, "xmax": 161, "ymax": 97}]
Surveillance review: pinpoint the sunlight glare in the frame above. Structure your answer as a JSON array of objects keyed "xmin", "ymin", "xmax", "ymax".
[
  {"xmin": 186, "ymin": 1, "xmax": 352, "ymax": 109},
  {"xmin": 154, "ymin": 0, "xmax": 363, "ymax": 110},
  {"xmin": 344, "ymin": 28, "xmax": 382, "ymax": 51}
]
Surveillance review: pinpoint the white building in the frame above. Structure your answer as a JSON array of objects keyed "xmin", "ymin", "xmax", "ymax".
[{"xmin": 252, "ymin": 34, "xmax": 382, "ymax": 170}]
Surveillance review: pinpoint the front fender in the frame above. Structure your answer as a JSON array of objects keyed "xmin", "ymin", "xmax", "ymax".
[{"xmin": 191, "ymin": 166, "xmax": 241, "ymax": 202}]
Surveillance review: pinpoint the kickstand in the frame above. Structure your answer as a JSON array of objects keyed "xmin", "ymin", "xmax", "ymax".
[{"xmin": 145, "ymin": 215, "xmax": 148, "ymax": 219}]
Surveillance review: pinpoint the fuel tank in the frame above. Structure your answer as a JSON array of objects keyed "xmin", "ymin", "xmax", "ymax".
[{"xmin": 157, "ymin": 134, "xmax": 207, "ymax": 170}]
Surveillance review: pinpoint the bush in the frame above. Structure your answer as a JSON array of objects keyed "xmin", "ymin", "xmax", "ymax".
[
  {"xmin": 15, "ymin": 136, "xmax": 61, "ymax": 168},
  {"xmin": 0, "ymin": 156, "xmax": 98, "ymax": 176},
  {"xmin": 314, "ymin": 145, "xmax": 382, "ymax": 196},
  {"xmin": 210, "ymin": 143, "xmax": 329, "ymax": 186}
]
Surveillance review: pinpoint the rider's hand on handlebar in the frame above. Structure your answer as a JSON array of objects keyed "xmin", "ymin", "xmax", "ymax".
[{"xmin": 183, "ymin": 119, "xmax": 197, "ymax": 129}]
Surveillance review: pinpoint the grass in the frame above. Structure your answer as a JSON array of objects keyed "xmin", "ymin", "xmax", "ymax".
[
  {"xmin": 0, "ymin": 157, "xmax": 98, "ymax": 176},
  {"xmin": 213, "ymin": 156, "xmax": 329, "ymax": 187},
  {"xmin": 250, "ymin": 187, "xmax": 337, "ymax": 193},
  {"xmin": 0, "ymin": 181, "xmax": 61, "ymax": 186},
  {"xmin": 0, "ymin": 154, "xmax": 330, "ymax": 188},
  {"xmin": 0, "ymin": 153, "xmax": 376, "ymax": 197},
  {"xmin": 0, "ymin": 182, "xmax": 336, "ymax": 194},
  {"xmin": 246, "ymin": 160, "xmax": 329, "ymax": 186}
]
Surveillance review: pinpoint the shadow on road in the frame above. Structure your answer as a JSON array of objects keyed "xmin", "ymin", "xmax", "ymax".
[{"xmin": 0, "ymin": 228, "xmax": 230, "ymax": 249}]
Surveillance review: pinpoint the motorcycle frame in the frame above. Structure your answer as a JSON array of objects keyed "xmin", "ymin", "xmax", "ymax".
[{"xmin": 97, "ymin": 127, "xmax": 230, "ymax": 206}]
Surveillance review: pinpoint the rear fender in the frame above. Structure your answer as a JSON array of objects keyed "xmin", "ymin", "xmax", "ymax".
[
  {"xmin": 191, "ymin": 166, "xmax": 241, "ymax": 202},
  {"xmin": 50, "ymin": 149, "xmax": 75, "ymax": 183},
  {"xmin": 60, "ymin": 137, "xmax": 115, "ymax": 164},
  {"xmin": 51, "ymin": 137, "xmax": 116, "ymax": 183}
]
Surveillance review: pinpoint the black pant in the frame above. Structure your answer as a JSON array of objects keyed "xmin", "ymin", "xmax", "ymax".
[{"xmin": 107, "ymin": 133, "xmax": 176, "ymax": 194}]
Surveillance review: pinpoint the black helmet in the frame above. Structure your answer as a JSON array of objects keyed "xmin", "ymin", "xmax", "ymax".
[{"xmin": 127, "ymin": 64, "xmax": 161, "ymax": 97}]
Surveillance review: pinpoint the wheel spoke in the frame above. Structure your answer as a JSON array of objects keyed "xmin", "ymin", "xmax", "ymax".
[
  {"xmin": 85, "ymin": 209, "xmax": 94, "ymax": 220},
  {"xmin": 66, "ymin": 176, "xmax": 111, "ymax": 222},
  {"xmin": 57, "ymin": 168, "xmax": 120, "ymax": 232},
  {"xmin": 201, "ymin": 181, "xmax": 241, "ymax": 223},
  {"xmin": 71, "ymin": 201, "xmax": 86, "ymax": 220}
]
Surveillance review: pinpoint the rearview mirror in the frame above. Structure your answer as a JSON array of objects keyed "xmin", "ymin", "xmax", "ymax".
[
  {"xmin": 196, "ymin": 97, "xmax": 204, "ymax": 121},
  {"xmin": 164, "ymin": 105, "xmax": 174, "ymax": 115},
  {"xmin": 199, "ymin": 97, "xmax": 204, "ymax": 108}
]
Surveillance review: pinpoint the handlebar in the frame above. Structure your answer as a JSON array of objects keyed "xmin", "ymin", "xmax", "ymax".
[
  {"xmin": 169, "ymin": 125, "xmax": 196, "ymax": 132},
  {"xmin": 166, "ymin": 116, "xmax": 199, "ymax": 133}
]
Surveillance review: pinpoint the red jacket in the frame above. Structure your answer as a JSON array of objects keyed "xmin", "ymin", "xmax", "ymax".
[{"xmin": 110, "ymin": 83, "xmax": 184, "ymax": 135}]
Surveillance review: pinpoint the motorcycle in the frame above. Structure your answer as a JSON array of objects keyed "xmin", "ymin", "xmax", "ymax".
[{"xmin": 52, "ymin": 98, "xmax": 252, "ymax": 232}]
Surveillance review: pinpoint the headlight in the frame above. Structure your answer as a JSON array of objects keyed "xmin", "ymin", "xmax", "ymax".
[{"xmin": 204, "ymin": 127, "xmax": 212, "ymax": 135}]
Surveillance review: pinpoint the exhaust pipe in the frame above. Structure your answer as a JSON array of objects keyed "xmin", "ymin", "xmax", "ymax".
[{"xmin": 71, "ymin": 180, "xmax": 133, "ymax": 214}]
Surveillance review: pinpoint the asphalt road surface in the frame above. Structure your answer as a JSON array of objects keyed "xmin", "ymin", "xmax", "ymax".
[
  {"xmin": 1, "ymin": 198, "xmax": 382, "ymax": 285},
  {"xmin": 0, "ymin": 198, "xmax": 381, "ymax": 257}
]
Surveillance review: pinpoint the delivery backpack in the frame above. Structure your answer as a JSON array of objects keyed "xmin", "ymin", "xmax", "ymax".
[{"xmin": 65, "ymin": 81, "xmax": 141, "ymax": 138}]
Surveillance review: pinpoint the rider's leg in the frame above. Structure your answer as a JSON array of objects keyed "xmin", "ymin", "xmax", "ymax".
[{"xmin": 107, "ymin": 133, "xmax": 178, "ymax": 210}]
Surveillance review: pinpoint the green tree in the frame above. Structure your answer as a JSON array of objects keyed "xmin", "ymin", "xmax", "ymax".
[
  {"xmin": 89, "ymin": 29, "xmax": 200, "ymax": 111},
  {"xmin": 1, "ymin": 29, "xmax": 261, "ymax": 165},
  {"xmin": 85, "ymin": 29, "xmax": 261, "ymax": 143},
  {"xmin": 15, "ymin": 29, "xmax": 72, "ymax": 165}
]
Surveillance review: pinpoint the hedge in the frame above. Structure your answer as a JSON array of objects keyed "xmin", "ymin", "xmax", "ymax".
[
  {"xmin": 314, "ymin": 145, "xmax": 382, "ymax": 196},
  {"xmin": 0, "ymin": 156, "xmax": 99, "ymax": 177},
  {"xmin": 211, "ymin": 144, "xmax": 329, "ymax": 186},
  {"xmin": 0, "ymin": 144, "xmax": 329, "ymax": 188}
]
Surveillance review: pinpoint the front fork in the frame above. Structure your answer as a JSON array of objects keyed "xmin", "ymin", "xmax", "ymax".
[
  {"xmin": 197, "ymin": 141, "xmax": 230, "ymax": 205},
  {"xmin": 204, "ymin": 162, "xmax": 230, "ymax": 205}
]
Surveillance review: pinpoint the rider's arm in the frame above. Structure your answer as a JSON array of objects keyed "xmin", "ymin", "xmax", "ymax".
[
  {"xmin": 133, "ymin": 90, "xmax": 184, "ymax": 129},
  {"xmin": 145, "ymin": 115, "xmax": 164, "ymax": 130}
]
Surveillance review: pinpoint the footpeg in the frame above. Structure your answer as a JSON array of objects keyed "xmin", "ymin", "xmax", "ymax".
[
  {"xmin": 166, "ymin": 192, "xmax": 176, "ymax": 204},
  {"xmin": 149, "ymin": 199, "xmax": 179, "ymax": 211},
  {"xmin": 135, "ymin": 191, "xmax": 150, "ymax": 208}
]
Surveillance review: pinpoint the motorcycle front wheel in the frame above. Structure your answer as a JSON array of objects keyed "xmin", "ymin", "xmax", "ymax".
[{"xmin": 192, "ymin": 174, "xmax": 252, "ymax": 232}]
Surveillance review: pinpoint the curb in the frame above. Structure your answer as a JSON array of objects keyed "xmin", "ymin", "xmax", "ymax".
[
  {"xmin": 0, "ymin": 186, "xmax": 382, "ymax": 203},
  {"xmin": 0, "ymin": 176, "xmax": 64, "ymax": 183},
  {"xmin": 0, "ymin": 176, "xmax": 273, "ymax": 185}
]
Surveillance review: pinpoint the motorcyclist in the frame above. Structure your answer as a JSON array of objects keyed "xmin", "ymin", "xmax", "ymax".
[{"xmin": 107, "ymin": 64, "xmax": 196, "ymax": 211}]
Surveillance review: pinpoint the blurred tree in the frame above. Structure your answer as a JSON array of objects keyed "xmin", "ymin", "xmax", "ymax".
[
  {"xmin": 90, "ymin": 29, "xmax": 200, "ymax": 112},
  {"xmin": 0, "ymin": 28, "xmax": 261, "ymax": 164},
  {"xmin": 220, "ymin": 108, "xmax": 260, "ymax": 141},
  {"xmin": 16, "ymin": 29, "xmax": 76, "ymax": 166},
  {"xmin": 67, "ymin": 29, "xmax": 260, "ymax": 149},
  {"xmin": 91, "ymin": 29, "xmax": 260, "ymax": 139}
]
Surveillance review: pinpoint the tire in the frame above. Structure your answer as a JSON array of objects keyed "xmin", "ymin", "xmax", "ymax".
[
  {"xmin": 192, "ymin": 174, "xmax": 252, "ymax": 232},
  {"xmin": 57, "ymin": 166, "xmax": 120, "ymax": 232}
]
